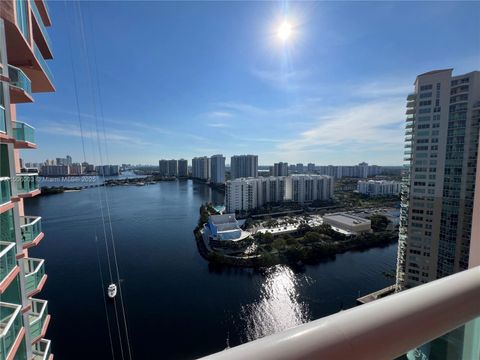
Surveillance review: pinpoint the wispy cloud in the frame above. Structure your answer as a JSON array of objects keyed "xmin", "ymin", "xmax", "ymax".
[
  {"xmin": 279, "ymin": 98, "xmax": 405, "ymax": 152},
  {"xmin": 204, "ymin": 111, "xmax": 233, "ymax": 118},
  {"xmin": 207, "ymin": 122, "xmax": 229, "ymax": 128}
]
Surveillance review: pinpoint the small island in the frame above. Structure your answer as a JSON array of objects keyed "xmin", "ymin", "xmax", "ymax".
[{"xmin": 194, "ymin": 203, "xmax": 398, "ymax": 267}]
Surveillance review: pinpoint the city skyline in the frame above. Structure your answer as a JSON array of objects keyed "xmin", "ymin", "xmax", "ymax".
[{"xmin": 16, "ymin": 1, "xmax": 480, "ymax": 165}]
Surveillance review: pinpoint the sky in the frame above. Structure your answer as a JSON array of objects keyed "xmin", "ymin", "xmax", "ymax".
[{"xmin": 19, "ymin": 1, "xmax": 480, "ymax": 166}]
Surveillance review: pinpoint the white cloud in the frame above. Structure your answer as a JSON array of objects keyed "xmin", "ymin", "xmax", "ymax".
[{"xmin": 279, "ymin": 98, "xmax": 405, "ymax": 153}]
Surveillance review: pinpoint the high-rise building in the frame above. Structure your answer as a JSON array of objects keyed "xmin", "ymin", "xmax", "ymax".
[
  {"xmin": 95, "ymin": 165, "xmax": 120, "ymax": 176},
  {"xmin": 210, "ymin": 154, "xmax": 225, "ymax": 184},
  {"xmin": 357, "ymin": 180, "xmax": 401, "ymax": 196},
  {"xmin": 307, "ymin": 163, "xmax": 316, "ymax": 173},
  {"xmin": 159, "ymin": 159, "xmax": 168, "ymax": 176},
  {"xmin": 66, "ymin": 155, "xmax": 72, "ymax": 166},
  {"xmin": 192, "ymin": 156, "xmax": 210, "ymax": 181},
  {"xmin": 230, "ymin": 155, "xmax": 258, "ymax": 179},
  {"xmin": 273, "ymin": 162, "xmax": 288, "ymax": 176},
  {"xmin": 167, "ymin": 159, "xmax": 178, "ymax": 176},
  {"xmin": 296, "ymin": 163, "xmax": 304, "ymax": 173},
  {"xmin": 397, "ymin": 69, "xmax": 480, "ymax": 290},
  {"xmin": 225, "ymin": 175, "xmax": 334, "ymax": 213},
  {"xmin": 178, "ymin": 159, "xmax": 188, "ymax": 177},
  {"xmin": 0, "ymin": 1, "xmax": 55, "ymax": 358}
]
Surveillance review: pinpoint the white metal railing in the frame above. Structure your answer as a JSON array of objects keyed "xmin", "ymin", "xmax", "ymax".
[
  {"xmin": 0, "ymin": 242, "xmax": 15, "ymax": 259},
  {"xmin": 20, "ymin": 216, "xmax": 41, "ymax": 228},
  {"xmin": 200, "ymin": 266, "xmax": 480, "ymax": 360},
  {"xmin": 29, "ymin": 299, "xmax": 47, "ymax": 326}
]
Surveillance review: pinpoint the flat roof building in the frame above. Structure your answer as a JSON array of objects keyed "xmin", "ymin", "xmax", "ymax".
[{"xmin": 323, "ymin": 213, "xmax": 371, "ymax": 235}]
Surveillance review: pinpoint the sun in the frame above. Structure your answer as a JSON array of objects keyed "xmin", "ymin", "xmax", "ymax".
[{"xmin": 277, "ymin": 21, "xmax": 292, "ymax": 42}]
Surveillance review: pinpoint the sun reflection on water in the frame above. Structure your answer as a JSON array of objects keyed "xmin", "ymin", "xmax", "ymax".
[{"xmin": 241, "ymin": 265, "xmax": 311, "ymax": 342}]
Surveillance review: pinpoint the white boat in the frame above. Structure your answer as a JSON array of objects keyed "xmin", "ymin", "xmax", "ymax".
[{"xmin": 107, "ymin": 283, "xmax": 117, "ymax": 298}]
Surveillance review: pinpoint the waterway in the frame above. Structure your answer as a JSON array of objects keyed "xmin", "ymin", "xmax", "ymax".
[{"xmin": 25, "ymin": 179, "xmax": 397, "ymax": 359}]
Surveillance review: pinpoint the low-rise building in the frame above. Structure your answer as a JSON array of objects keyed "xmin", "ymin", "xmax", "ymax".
[
  {"xmin": 204, "ymin": 214, "xmax": 251, "ymax": 248},
  {"xmin": 322, "ymin": 212, "xmax": 371, "ymax": 235},
  {"xmin": 357, "ymin": 180, "xmax": 401, "ymax": 196}
]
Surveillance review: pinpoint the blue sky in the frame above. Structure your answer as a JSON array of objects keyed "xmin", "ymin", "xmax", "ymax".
[{"xmin": 19, "ymin": 1, "xmax": 480, "ymax": 166}]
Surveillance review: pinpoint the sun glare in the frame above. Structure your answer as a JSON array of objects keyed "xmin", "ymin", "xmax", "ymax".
[{"xmin": 277, "ymin": 21, "xmax": 292, "ymax": 42}]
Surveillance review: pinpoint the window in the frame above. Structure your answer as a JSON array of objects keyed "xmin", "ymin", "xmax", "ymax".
[{"xmin": 420, "ymin": 84, "xmax": 433, "ymax": 91}]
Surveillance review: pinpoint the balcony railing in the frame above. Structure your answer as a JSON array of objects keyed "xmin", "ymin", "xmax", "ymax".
[
  {"xmin": 29, "ymin": 299, "xmax": 48, "ymax": 340},
  {"xmin": 200, "ymin": 266, "xmax": 480, "ymax": 360},
  {"xmin": 8, "ymin": 65, "xmax": 32, "ymax": 96},
  {"xmin": 0, "ymin": 178, "xmax": 12, "ymax": 206},
  {"xmin": 12, "ymin": 121, "xmax": 36, "ymax": 145},
  {"xmin": 24, "ymin": 258, "xmax": 45, "ymax": 295},
  {"xmin": 30, "ymin": 0, "xmax": 52, "ymax": 51},
  {"xmin": 0, "ymin": 106, "xmax": 6, "ymax": 134},
  {"xmin": 20, "ymin": 216, "xmax": 42, "ymax": 245},
  {"xmin": 32, "ymin": 339, "xmax": 52, "ymax": 360},
  {"xmin": 0, "ymin": 302, "xmax": 23, "ymax": 360},
  {"xmin": 0, "ymin": 242, "xmax": 16, "ymax": 285},
  {"xmin": 15, "ymin": 0, "xmax": 30, "ymax": 42},
  {"xmin": 33, "ymin": 42, "xmax": 54, "ymax": 83},
  {"xmin": 16, "ymin": 173, "xmax": 39, "ymax": 195}
]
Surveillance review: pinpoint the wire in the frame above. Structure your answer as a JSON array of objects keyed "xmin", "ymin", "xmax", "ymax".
[{"xmin": 75, "ymin": 2, "xmax": 133, "ymax": 359}]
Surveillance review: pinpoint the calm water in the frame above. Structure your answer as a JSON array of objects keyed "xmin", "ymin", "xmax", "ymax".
[{"xmin": 25, "ymin": 180, "xmax": 397, "ymax": 359}]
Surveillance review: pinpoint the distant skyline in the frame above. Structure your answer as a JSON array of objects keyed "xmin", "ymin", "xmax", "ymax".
[{"xmin": 19, "ymin": 1, "xmax": 480, "ymax": 166}]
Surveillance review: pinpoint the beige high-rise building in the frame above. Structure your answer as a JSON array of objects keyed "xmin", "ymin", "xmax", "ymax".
[{"xmin": 397, "ymin": 69, "xmax": 480, "ymax": 289}]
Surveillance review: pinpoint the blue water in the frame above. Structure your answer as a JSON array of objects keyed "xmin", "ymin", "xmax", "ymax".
[{"xmin": 25, "ymin": 180, "xmax": 397, "ymax": 359}]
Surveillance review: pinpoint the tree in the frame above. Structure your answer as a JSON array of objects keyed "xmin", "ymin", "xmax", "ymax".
[
  {"xmin": 297, "ymin": 223, "xmax": 312, "ymax": 236},
  {"xmin": 303, "ymin": 231, "xmax": 322, "ymax": 243},
  {"xmin": 370, "ymin": 215, "xmax": 390, "ymax": 232}
]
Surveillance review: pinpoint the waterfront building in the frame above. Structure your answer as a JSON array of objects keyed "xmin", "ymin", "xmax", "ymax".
[
  {"xmin": 159, "ymin": 159, "xmax": 168, "ymax": 176},
  {"xmin": 204, "ymin": 214, "xmax": 251, "ymax": 249},
  {"xmin": 0, "ymin": 1, "xmax": 54, "ymax": 358},
  {"xmin": 322, "ymin": 213, "xmax": 371, "ymax": 235},
  {"xmin": 230, "ymin": 155, "xmax": 258, "ymax": 179},
  {"xmin": 192, "ymin": 156, "xmax": 210, "ymax": 181},
  {"xmin": 40, "ymin": 165, "xmax": 70, "ymax": 176},
  {"xmin": 66, "ymin": 155, "xmax": 72, "ymax": 166},
  {"xmin": 296, "ymin": 163, "xmax": 304, "ymax": 173},
  {"xmin": 167, "ymin": 159, "xmax": 178, "ymax": 176},
  {"xmin": 225, "ymin": 175, "xmax": 334, "ymax": 213},
  {"xmin": 357, "ymin": 180, "xmax": 401, "ymax": 196},
  {"xmin": 95, "ymin": 165, "xmax": 120, "ymax": 176},
  {"xmin": 273, "ymin": 162, "xmax": 288, "ymax": 176},
  {"xmin": 307, "ymin": 163, "xmax": 316, "ymax": 173},
  {"xmin": 397, "ymin": 69, "xmax": 480, "ymax": 290},
  {"xmin": 69, "ymin": 163, "xmax": 84, "ymax": 176},
  {"xmin": 178, "ymin": 159, "xmax": 188, "ymax": 177},
  {"xmin": 210, "ymin": 154, "xmax": 225, "ymax": 184}
]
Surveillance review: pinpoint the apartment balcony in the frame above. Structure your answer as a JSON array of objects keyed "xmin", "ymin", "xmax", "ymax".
[
  {"xmin": 0, "ymin": 302, "xmax": 24, "ymax": 360},
  {"xmin": 32, "ymin": 339, "xmax": 53, "ymax": 360},
  {"xmin": 20, "ymin": 216, "xmax": 44, "ymax": 249},
  {"xmin": 0, "ymin": 1, "xmax": 54, "ymax": 93},
  {"xmin": 0, "ymin": 242, "xmax": 18, "ymax": 293},
  {"xmin": 0, "ymin": 178, "xmax": 12, "ymax": 209},
  {"xmin": 8, "ymin": 65, "xmax": 33, "ymax": 103},
  {"xmin": 28, "ymin": 299, "xmax": 50, "ymax": 342},
  {"xmin": 200, "ymin": 266, "xmax": 480, "ymax": 360},
  {"xmin": 406, "ymin": 108, "xmax": 415, "ymax": 115},
  {"xmin": 407, "ymin": 93, "xmax": 417, "ymax": 101},
  {"xmin": 30, "ymin": 0, "xmax": 53, "ymax": 59},
  {"xmin": 12, "ymin": 121, "xmax": 36, "ymax": 149},
  {"xmin": 406, "ymin": 100, "xmax": 416, "ymax": 108},
  {"xmin": 15, "ymin": 173, "xmax": 40, "ymax": 198},
  {"xmin": 23, "ymin": 258, "xmax": 46, "ymax": 297},
  {"xmin": 405, "ymin": 123, "xmax": 414, "ymax": 129}
]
